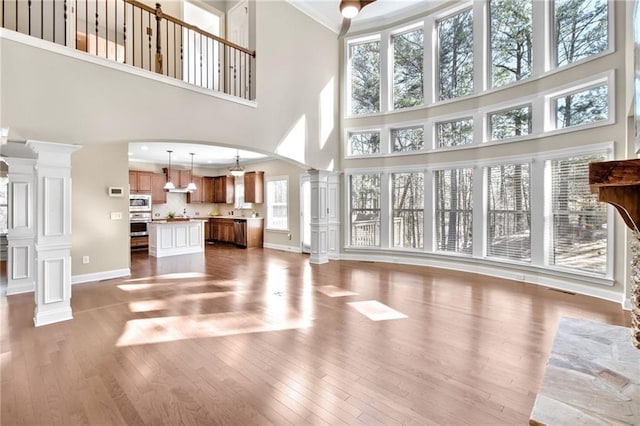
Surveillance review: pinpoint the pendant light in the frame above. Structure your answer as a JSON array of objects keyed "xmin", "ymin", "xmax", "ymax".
[
  {"xmin": 229, "ymin": 151, "xmax": 245, "ymax": 177},
  {"xmin": 164, "ymin": 150, "xmax": 175, "ymax": 190},
  {"xmin": 186, "ymin": 153, "xmax": 197, "ymax": 191}
]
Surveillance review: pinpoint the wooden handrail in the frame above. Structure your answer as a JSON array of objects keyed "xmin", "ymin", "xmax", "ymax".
[{"xmin": 123, "ymin": 0, "xmax": 255, "ymax": 57}]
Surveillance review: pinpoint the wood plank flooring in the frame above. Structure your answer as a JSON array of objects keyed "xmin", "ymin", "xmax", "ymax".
[{"xmin": 0, "ymin": 245, "xmax": 631, "ymax": 425}]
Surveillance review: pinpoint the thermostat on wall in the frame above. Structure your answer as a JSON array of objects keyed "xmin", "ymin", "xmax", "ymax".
[{"xmin": 108, "ymin": 186, "xmax": 124, "ymax": 197}]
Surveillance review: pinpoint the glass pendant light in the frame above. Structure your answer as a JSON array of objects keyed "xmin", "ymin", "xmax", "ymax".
[
  {"xmin": 164, "ymin": 150, "xmax": 175, "ymax": 190},
  {"xmin": 186, "ymin": 153, "xmax": 197, "ymax": 191},
  {"xmin": 229, "ymin": 151, "xmax": 245, "ymax": 177}
]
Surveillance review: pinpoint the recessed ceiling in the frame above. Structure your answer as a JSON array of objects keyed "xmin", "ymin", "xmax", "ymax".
[
  {"xmin": 288, "ymin": 0, "xmax": 448, "ymax": 34},
  {"xmin": 128, "ymin": 143, "xmax": 268, "ymax": 168}
]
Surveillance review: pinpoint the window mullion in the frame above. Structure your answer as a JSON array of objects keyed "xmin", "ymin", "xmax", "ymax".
[
  {"xmin": 380, "ymin": 29, "xmax": 391, "ymax": 113},
  {"xmin": 473, "ymin": 0, "xmax": 488, "ymax": 94},
  {"xmin": 423, "ymin": 169, "xmax": 434, "ymax": 252},
  {"xmin": 532, "ymin": 0, "xmax": 550, "ymax": 75},
  {"xmin": 530, "ymin": 159, "xmax": 546, "ymax": 266},
  {"xmin": 472, "ymin": 165, "xmax": 485, "ymax": 258},
  {"xmin": 380, "ymin": 172, "xmax": 391, "ymax": 248},
  {"xmin": 424, "ymin": 17, "xmax": 435, "ymax": 105}
]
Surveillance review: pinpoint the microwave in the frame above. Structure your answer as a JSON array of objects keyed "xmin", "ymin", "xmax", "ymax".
[{"xmin": 129, "ymin": 194, "xmax": 152, "ymax": 212}]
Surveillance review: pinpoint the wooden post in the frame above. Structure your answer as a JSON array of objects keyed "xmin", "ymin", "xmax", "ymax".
[{"xmin": 154, "ymin": 3, "xmax": 163, "ymax": 74}]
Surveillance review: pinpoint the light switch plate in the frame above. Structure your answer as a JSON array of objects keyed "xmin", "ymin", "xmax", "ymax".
[{"xmin": 111, "ymin": 212, "xmax": 123, "ymax": 220}]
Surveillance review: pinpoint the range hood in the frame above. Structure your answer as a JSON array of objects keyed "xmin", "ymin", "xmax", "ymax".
[{"xmin": 167, "ymin": 187, "xmax": 194, "ymax": 193}]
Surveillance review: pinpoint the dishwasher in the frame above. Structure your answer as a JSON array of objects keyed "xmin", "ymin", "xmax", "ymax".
[{"xmin": 234, "ymin": 219, "xmax": 247, "ymax": 248}]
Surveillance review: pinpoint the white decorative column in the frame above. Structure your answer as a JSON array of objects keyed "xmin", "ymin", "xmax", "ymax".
[
  {"xmin": 27, "ymin": 141, "xmax": 81, "ymax": 327},
  {"xmin": 327, "ymin": 172, "xmax": 341, "ymax": 260},
  {"xmin": 309, "ymin": 169, "xmax": 329, "ymax": 264},
  {"xmin": 6, "ymin": 157, "xmax": 37, "ymax": 295}
]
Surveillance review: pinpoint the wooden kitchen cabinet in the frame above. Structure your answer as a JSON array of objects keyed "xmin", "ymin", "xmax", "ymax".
[
  {"xmin": 164, "ymin": 168, "xmax": 192, "ymax": 189},
  {"xmin": 202, "ymin": 177, "xmax": 214, "ymax": 203},
  {"xmin": 213, "ymin": 176, "xmax": 234, "ymax": 204},
  {"xmin": 211, "ymin": 218, "xmax": 235, "ymax": 242},
  {"xmin": 187, "ymin": 176, "xmax": 204, "ymax": 203},
  {"xmin": 129, "ymin": 170, "xmax": 152, "ymax": 193},
  {"xmin": 151, "ymin": 173, "xmax": 167, "ymax": 204},
  {"xmin": 210, "ymin": 217, "xmax": 263, "ymax": 248},
  {"xmin": 244, "ymin": 171, "xmax": 264, "ymax": 203}
]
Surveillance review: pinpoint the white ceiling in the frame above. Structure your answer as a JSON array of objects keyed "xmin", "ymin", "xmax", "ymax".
[
  {"xmin": 287, "ymin": 0, "xmax": 447, "ymax": 34},
  {"xmin": 128, "ymin": 143, "xmax": 268, "ymax": 168}
]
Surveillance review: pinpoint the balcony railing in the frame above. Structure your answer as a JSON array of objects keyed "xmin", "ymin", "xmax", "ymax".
[{"xmin": 1, "ymin": 0, "xmax": 255, "ymax": 100}]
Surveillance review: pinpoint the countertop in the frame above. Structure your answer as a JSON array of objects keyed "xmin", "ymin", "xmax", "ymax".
[{"xmin": 152, "ymin": 216, "xmax": 263, "ymax": 222}]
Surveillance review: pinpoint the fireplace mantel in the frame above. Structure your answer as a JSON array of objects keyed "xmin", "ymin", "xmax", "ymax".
[{"xmin": 589, "ymin": 159, "xmax": 640, "ymax": 232}]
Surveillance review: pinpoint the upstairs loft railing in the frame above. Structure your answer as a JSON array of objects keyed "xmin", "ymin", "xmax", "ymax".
[{"xmin": 1, "ymin": 0, "xmax": 256, "ymax": 100}]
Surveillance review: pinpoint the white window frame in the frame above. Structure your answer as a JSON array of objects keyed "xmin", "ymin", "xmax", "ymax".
[
  {"xmin": 345, "ymin": 34, "xmax": 382, "ymax": 118},
  {"xmin": 390, "ymin": 125, "xmax": 425, "ymax": 153},
  {"xmin": 266, "ymin": 176, "xmax": 289, "ymax": 232},
  {"xmin": 552, "ymin": 0, "xmax": 615, "ymax": 70},
  {"xmin": 390, "ymin": 21, "xmax": 426, "ymax": 112},
  {"xmin": 486, "ymin": 103, "xmax": 533, "ymax": 142}
]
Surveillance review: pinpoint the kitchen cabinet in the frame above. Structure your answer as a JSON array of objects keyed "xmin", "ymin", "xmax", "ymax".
[
  {"xmin": 165, "ymin": 168, "xmax": 193, "ymax": 189},
  {"xmin": 211, "ymin": 218, "xmax": 235, "ymax": 242},
  {"xmin": 244, "ymin": 171, "xmax": 264, "ymax": 203},
  {"xmin": 151, "ymin": 173, "xmax": 167, "ymax": 204},
  {"xmin": 187, "ymin": 176, "xmax": 204, "ymax": 204},
  {"xmin": 202, "ymin": 177, "xmax": 214, "ymax": 203},
  {"xmin": 210, "ymin": 217, "xmax": 263, "ymax": 248},
  {"xmin": 213, "ymin": 176, "xmax": 234, "ymax": 204},
  {"xmin": 129, "ymin": 170, "xmax": 152, "ymax": 193}
]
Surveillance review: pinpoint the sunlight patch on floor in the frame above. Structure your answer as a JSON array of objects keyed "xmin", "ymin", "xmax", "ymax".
[
  {"xmin": 316, "ymin": 285, "xmax": 358, "ymax": 297},
  {"xmin": 116, "ymin": 311, "xmax": 313, "ymax": 346},
  {"xmin": 123, "ymin": 272, "xmax": 210, "ymax": 283},
  {"xmin": 348, "ymin": 300, "xmax": 408, "ymax": 321}
]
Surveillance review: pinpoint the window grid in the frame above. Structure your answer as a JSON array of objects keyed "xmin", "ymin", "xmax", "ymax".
[
  {"xmin": 391, "ymin": 172, "xmax": 424, "ymax": 249},
  {"xmin": 486, "ymin": 163, "xmax": 531, "ymax": 261},
  {"xmin": 348, "ymin": 131, "xmax": 381, "ymax": 156},
  {"xmin": 489, "ymin": 104, "xmax": 532, "ymax": 140},
  {"xmin": 434, "ymin": 168, "xmax": 473, "ymax": 254},
  {"xmin": 344, "ymin": 0, "xmax": 610, "ymax": 117},
  {"xmin": 436, "ymin": 118, "xmax": 473, "ymax": 148},
  {"xmin": 554, "ymin": 84, "xmax": 608, "ymax": 129},
  {"xmin": 393, "ymin": 27, "xmax": 425, "ymax": 109},
  {"xmin": 391, "ymin": 126, "xmax": 424, "ymax": 153},
  {"xmin": 350, "ymin": 173, "xmax": 381, "ymax": 247},
  {"xmin": 266, "ymin": 179, "xmax": 288, "ymax": 231},
  {"xmin": 548, "ymin": 154, "xmax": 608, "ymax": 274}
]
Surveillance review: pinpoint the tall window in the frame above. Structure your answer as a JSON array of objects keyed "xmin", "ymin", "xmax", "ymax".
[
  {"xmin": 436, "ymin": 118, "xmax": 473, "ymax": 148},
  {"xmin": 391, "ymin": 126, "xmax": 424, "ymax": 153},
  {"xmin": 266, "ymin": 178, "xmax": 288, "ymax": 230},
  {"xmin": 555, "ymin": 84, "xmax": 608, "ymax": 129},
  {"xmin": 555, "ymin": 0, "xmax": 608, "ymax": 67},
  {"xmin": 393, "ymin": 27, "xmax": 424, "ymax": 109},
  {"xmin": 349, "ymin": 38, "xmax": 381, "ymax": 115},
  {"xmin": 348, "ymin": 131, "xmax": 381, "ymax": 156},
  {"xmin": 490, "ymin": 0, "xmax": 532, "ymax": 87},
  {"xmin": 435, "ymin": 168, "xmax": 473, "ymax": 254},
  {"xmin": 489, "ymin": 105, "xmax": 532, "ymax": 140},
  {"xmin": 391, "ymin": 173, "xmax": 424, "ymax": 249},
  {"xmin": 487, "ymin": 163, "xmax": 531, "ymax": 261},
  {"xmin": 438, "ymin": 8, "xmax": 474, "ymax": 101},
  {"xmin": 549, "ymin": 154, "xmax": 608, "ymax": 273},
  {"xmin": 350, "ymin": 174, "xmax": 381, "ymax": 246}
]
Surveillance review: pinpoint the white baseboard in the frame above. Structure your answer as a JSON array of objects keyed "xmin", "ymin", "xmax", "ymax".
[
  {"xmin": 5, "ymin": 282, "xmax": 35, "ymax": 295},
  {"xmin": 263, "ymin": 243, "xmax": 303, "ymax": 253},
  {"xmin": 338, "ymin": 252, "xmax": 625, "ymax": 307},
  {"xmin": 623, "ymin": 297, "xmax": 633, "ymax": 311},
  {"xmin": 72, "ymin": 268, "xmax": 131, "ymax": 285},
  {"xmin": 34, "ymin": 307, "xmax": 73, "ymax": 327}
]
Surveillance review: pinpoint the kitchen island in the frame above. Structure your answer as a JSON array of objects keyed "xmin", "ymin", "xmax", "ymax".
[{"xmin": 148, "ymin": 219, "xmax": 204, "ymax": 257}]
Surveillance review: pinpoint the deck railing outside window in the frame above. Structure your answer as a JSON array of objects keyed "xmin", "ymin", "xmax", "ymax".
[{"xmin": 1, "ymin": 0, "xmax": 255, "ymax": 100}]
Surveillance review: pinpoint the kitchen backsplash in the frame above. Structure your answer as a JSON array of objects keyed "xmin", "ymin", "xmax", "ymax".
[{"xmin": 152, "ymin": 192, "xmax": 261, "ymax": 218}]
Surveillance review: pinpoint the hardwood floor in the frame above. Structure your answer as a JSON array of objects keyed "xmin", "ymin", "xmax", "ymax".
[{"xmin": 1, "ymin": 245, "xmax": 631, "ymax": 425}]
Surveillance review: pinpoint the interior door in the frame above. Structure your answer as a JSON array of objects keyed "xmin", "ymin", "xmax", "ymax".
[{"xmin": 301, "ymin": 174, "xmax": 311, "ymax": 254}]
